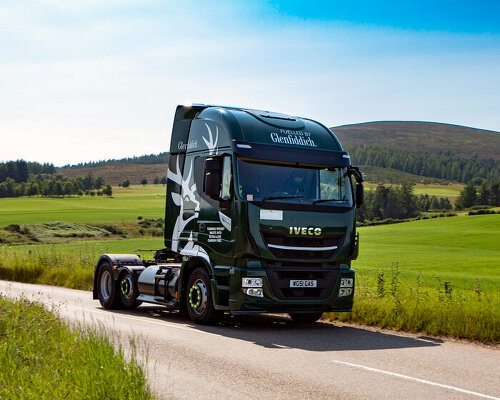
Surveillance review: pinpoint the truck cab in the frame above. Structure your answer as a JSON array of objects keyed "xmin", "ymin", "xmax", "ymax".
[{"xmin": 93, "ymin": 104, "xmax": 364, "ymax": 324}]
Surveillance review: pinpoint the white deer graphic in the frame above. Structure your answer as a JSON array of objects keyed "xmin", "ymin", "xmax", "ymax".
[
  {"xmin": 202, "ymin": 123, "xmax": 218, "ymax": 155},
  {"xmin": 167, "ymin": 158, "xmax": 200, "ymax": 252}
]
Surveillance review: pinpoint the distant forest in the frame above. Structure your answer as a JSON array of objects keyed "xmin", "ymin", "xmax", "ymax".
[
  {"xmin": 347, "ymin": 146, "xmax": 500, "ymax": 183},
  {"xmin": 0, "ymin": 160, "xmax": 55, "ymax": 182},
  {"xmin": 62, "ymin": 152, "xmax": 170, "ymax": 169},
  {"xmin": 0, "ymin": 161, "xmax": 109, "ymax": 198}
]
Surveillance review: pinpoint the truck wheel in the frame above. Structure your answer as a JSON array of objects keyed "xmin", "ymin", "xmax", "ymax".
[
  {"xmin": 97, "ymin": 262, "xmax": 123, "ymax": 309},
  {"xmin": 186, "ymin": 267, "xmax": 222, "ymax": 325},
  {"xmin": 118, "ymin": 270, "xmax": 142, "ymax": 309},
  {"xmin": 289, "ymin": 312, "xmax": 323, "ymax": 324}
]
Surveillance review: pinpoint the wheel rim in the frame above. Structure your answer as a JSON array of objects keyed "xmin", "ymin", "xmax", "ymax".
[
  {"xmin": 120, "ymin": 276, "xmax": 133, "ymax": 300},
  {"xmin": 188, "ymin": 279, "xmax": 208, "ymax": 315},
  {"xmin": 100, "ymin": 270, "xmax": 113, "ymax": 301}
]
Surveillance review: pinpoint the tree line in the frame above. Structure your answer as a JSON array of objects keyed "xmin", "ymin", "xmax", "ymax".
[
  {"xmin": 347, "ymin": 146, "xmax": 500, "ymax": 183},
  {"xmin": 357, "ymin": 184, "xmax": 452, "ymax": 223},
  {"xmin": 0, "ymin": 160, "xmax": 56, "ymax": 183},
  {"xmin": 0, "ymin": 173, "xmax": 111, "ymax": 198},
  {"xmin": 63, "ymin": 152, "xmax": 170, "ymax": 169}
]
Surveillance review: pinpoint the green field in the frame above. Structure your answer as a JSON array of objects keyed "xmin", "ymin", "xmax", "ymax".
[
  {"xmin": 0, "ymin": 185, "xmax": 165, "ymax": 226},
  {"xmin": 364, "ymin": 183, "xmax": 462, "ymax": 200},
  {"xmin": 356, "ymin": 214, "xmax": 500, "ymax": 291}
]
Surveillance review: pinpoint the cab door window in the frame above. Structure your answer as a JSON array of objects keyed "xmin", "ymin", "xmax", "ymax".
[{"xmin": 221, "ymin": 155, "xmax": 232, "ymax": 200}]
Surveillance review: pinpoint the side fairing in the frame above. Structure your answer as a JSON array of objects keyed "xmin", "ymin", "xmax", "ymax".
[
  {"xmin": 165, "ymin": 153, "xmax": 209, "ymax": 263},
  {"xmin": 165, "ymin": 120, "xmax": 233, "ymax": 266}
]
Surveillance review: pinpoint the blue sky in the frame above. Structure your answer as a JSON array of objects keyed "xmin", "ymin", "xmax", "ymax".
[{"xmin": 1, "ymin": 0, "xmax": 499, "ymax": 165}]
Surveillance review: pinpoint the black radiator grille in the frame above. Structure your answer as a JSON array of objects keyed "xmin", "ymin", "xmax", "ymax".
[
  {"xmin": 264, "ymin": 262, "xmax": 338, "ymax": 300},
  {"xmin": 262, "ymin": 230, "xmax": 344, "ymax": 260}
]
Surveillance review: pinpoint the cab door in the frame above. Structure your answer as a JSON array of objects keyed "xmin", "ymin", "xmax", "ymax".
[{"xmin": 195, "ymin": 154, "xmax": 234, "ymax": 266}]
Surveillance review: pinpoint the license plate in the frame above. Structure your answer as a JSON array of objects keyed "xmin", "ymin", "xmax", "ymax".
[{"xmin": 290, "ymin": 280, "xmax": 317, "ymax": 288}]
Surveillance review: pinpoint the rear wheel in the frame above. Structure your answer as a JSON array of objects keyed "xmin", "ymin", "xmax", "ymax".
[
  {"xmin": 118, "ymin": 270, "xmax": 142, "ymax": 309},
  {"xmin": 289, "ymin": 312, "xmax": 323, "ymax": 324},
  {"xmin": 97, "ymin": 262, "xmax": 123, "ymax": 309},
  {"xmin": 186, "ymin": 267, "xmax": 222, "ymax": 325}
]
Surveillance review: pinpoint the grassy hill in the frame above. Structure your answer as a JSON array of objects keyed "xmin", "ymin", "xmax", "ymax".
[
  {"xmin": 53, "ymin": 121, "xmax": 499, "ymax": 187},
  {"xmin": 332, "ymin": 121, "xmax": 500, "ymax": 160},
  {"xmin": 358, "ymin": 165, "xmax": 454, "ymax": 185}
]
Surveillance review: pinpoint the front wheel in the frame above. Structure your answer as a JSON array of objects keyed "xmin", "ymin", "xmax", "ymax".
[
  {"xmin": 289, "ymin": 312, "xmax": 323, "ymax": 324},
  {"xmin": 186, "ymin": 267, "xmax": 222, "ymax": 325},
  {"xmin": 97, "ymin": 262, "xmax": 123, "ymax": 309}
]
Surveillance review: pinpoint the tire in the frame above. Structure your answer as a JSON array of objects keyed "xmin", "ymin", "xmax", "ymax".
[
  {"xmin": 289, "ymin": 312, "xmax": 323, "ymax": 324},
  {"xmin": 97, "ymin": 262, "xmax": 123, "ymax": 309},
  {"xmin": 186, "ymin": 267, "xmax": 222, "ymax": 325},
  {"xmin": 118, "ymin": 269, "xmax": 142, "ymax": 309}
]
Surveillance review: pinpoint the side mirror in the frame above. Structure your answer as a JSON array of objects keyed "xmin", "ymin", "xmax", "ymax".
[
  {"xmin": 350, "ymin": 166, "xmax": 364, "ymax": 183},
  {"xmin": 355, "ymin": 183, "xmax": 364, "ymax": 208},
  {"xmin": 204, "ymin": 157, "xmax": 222, "ymax": 199}
]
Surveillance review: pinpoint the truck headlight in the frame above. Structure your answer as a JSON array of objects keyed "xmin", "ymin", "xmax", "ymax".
[
  {"xmin": 340, "ymin": 278, "xmax": 353, "ymax": 288},
  {"xmin": 243, "ymin": 288, "xmax": 264, "ymax": 297},
  {"xmin": 339, "ymin": 288, "xmax": 353, "ymax": 297},
  {"xmin": 242, "ymin": 277, "xmax": 263, "ymax": 288}
]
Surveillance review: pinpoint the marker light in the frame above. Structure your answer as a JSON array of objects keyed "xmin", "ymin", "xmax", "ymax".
[
  {"xmin": 243, "ymin": 288, "xmax": 264, "ymax": 297},
  {"xmin": 242, "ymin": 277, "xmax": 263, "ymax": 288}
]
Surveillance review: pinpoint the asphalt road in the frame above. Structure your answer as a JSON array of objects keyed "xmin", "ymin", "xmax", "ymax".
[{"xmin": 1, "ymin": 280, "xmax": 498, "ymax": 400}]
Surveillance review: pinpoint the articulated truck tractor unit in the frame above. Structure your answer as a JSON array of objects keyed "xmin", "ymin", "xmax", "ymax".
[{"xmin": 93, "ymin": 104, "xmax": 364, "ymax": 324}]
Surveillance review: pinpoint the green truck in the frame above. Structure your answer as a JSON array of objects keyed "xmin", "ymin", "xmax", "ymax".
[{"xmin": 93, "ymin": 104, "xmax": 364, "ymax": 324}]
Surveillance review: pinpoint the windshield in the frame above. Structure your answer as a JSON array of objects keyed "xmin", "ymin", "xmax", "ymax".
[{"xmin": 237, "ymin": 158, "xmax": 353, "ymax": 206}]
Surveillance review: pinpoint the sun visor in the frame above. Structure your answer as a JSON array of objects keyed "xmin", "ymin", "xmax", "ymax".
[{"xmin": 232, "ymin": 141, "xmax": 351, "ymax": 168}]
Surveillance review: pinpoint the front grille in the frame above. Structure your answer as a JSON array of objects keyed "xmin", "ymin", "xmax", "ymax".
[
  {"xmin": 264, "ymin": 262, "xmax": 338, "ymax": 300},
  {"xmin": 262, "ymin": 230, "xmax": 344, "ymax": 260}
]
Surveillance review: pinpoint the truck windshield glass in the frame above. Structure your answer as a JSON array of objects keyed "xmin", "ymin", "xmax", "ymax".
[{"xmin": 237, "ymin": 159, "xmax": 353, "ymax": 206}]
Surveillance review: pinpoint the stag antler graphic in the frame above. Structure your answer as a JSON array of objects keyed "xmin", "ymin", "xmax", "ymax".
[
  {"xmin": 167, "ymin": 158, "xmax": 200, "ymax": 251},
  {"xmin": 202, "ymin": 123, "xmax": 218, "ymax": 155}
]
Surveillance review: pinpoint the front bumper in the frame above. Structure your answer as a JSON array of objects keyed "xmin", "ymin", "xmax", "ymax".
[{"xmin": 228, "ymin": 262, "xmax": 355, "ymax": 314}]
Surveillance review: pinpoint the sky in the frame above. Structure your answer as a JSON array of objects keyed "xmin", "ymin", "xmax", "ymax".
[{"xmin": 1, "ymin": 0, "xmax": 499, "ymax": 166}]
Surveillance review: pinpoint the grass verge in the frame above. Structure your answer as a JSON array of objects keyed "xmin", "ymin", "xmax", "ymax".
[
  {"xmin": 0, "ymin": 246, "xmax": 97, "ymax": 290},
  {"xmin": 325, "ymin": 264, "xmax": 499, "ymax": 343},
  {"xmin": 0, "ymin": 240, "xmax": 162, "ymax": 290},
  {"xmin": 0, "ymin": 296, "xmax": 154, "ymax": 399}
]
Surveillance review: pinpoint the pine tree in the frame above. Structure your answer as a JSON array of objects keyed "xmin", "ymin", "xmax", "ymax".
[
  {"xmin": 477, "ymin": 182, "xmax": 491, "ymax": 205},
  {"xmin": 455, "ymin": 181, "xmax": 477, "ymax": 209}
]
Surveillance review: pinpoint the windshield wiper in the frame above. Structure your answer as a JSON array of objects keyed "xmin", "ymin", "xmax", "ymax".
[
  {"xmin": 262, "ymin": 195, "xmax": 303, "ymax": 201},
  {"xmin": 312, "ymin": 198, "xmax": 342, "ymax": 204}
]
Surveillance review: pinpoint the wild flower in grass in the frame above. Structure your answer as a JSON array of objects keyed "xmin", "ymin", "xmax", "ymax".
[{"xmin": 390, "ymin": 262, "xmax": 400, "ymax": 297}]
